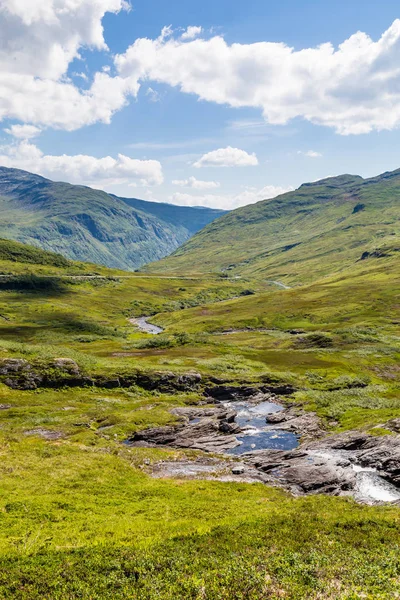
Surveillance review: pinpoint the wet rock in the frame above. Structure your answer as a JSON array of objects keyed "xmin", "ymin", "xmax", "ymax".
[
  {"xmin": 149, "ymin": 456, "xmax": 273, "ymax": 485},
  {"xmin": 171, "ymin": 406, "xmax": 236, "ymax": 423},
  {"xmin": 266, "ymin": 408, "xmax": 325, "ymax": 441}
]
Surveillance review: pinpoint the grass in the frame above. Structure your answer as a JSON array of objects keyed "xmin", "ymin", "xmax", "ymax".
[
  {"xmin": 146, "ymin": 170, "xmax": 400, "ymax": 286},
  {"xmin": 0, "ymin": 384, "xmax": 399, "ymax": 599},
  {"xmin": 0, "ymin": 238, "xmax": 399, "ymax": 596}
]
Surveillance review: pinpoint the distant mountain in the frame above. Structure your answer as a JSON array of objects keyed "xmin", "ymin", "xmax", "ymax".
[
  {"xmin": 145, "ymin": 169, "xmax": 400, "ymax": 284},
  {"xmin": 0, "ymin": 167, "xmax": 225, "ymax": 270}
]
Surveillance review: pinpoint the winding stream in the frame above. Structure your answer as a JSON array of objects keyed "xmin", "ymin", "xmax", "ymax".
[{"xmin": 130, "ymin": 316, "xmax": 164, "ymax": 335}]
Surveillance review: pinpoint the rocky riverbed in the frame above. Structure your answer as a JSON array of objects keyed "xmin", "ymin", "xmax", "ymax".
[{"xmin": 127, "ymin": 388, "xmax": 400, "ymax": 505}]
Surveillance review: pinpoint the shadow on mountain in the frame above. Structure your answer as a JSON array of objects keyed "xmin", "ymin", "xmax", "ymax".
[{"xmin": 0, "ymin": 275, "xmax": 69, "ymax": 296}]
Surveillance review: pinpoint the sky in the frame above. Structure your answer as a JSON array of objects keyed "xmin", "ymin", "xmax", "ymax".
[{"xmin": 1, "ymin": 0, "xmax": 400, "ymax": 209}]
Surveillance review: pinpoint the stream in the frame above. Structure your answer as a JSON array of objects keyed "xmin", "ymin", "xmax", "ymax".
[
  {"xmin": 130, "ymin": 316, "xmax": 164, "ymax": 335},
  {"xmin": 222, "ymin": 400, "xmax": 400, "ymax": 503},
  {"xmin": 310, "ymin": 450, "xmax": 400, "ymax": 504},
  {"xmin": 223, "ymin": 399, "xmax": 299, "ymax": 455}
]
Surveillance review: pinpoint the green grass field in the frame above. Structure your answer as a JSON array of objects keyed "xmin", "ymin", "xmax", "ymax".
[{"xmin": 0, "ymin": 238, "xmax": 399, "ymax": 598}]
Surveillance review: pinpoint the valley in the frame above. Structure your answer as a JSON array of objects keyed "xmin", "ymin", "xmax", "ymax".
[{"xmin": 0, "ymin": 167, "xmax": 398, "ymax": 598}]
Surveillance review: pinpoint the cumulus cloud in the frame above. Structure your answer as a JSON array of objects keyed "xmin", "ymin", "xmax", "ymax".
[
  {"xmin": 0, "ymin": 0, "xmax": 135, "ymax": 130},
  {"xmin": 181, "ymin": 26, "xmax": 203, "ymax": 40},
  {"xmin": 193, "ymin": 147, "xmax": 259, "ymax": 168},
  {"xmin": 115, "ymin": 20, "xmax": 400, "ymax": 135},
  {"xmin": 5, "ymin": 6, "xmax": 400, "ymax": 137},
  {"xmin": 172, "ymin": 176, "xmax": 220, "ymax": 189},
  {"xmin": 169, "ymin": 184, "xmax": 293, "ymax": 210},
  {"xmin": 0, "ymin": 141, "xmax": 163, "ymax": 187},
  {"xmin": 4, "ymin": 124, "xmax": 42, "ymax": 139}
]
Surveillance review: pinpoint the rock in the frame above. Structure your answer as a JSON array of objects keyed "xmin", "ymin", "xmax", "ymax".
[
  {"xmin": 385, "ymin": 418, "xmax": 400, "ymax": 433},
  {"xmin": 171, "ymin": 406, "xmax": 236, "ymax": 423},
  {"xmin": 232, "ymin": 465, "xmax": 245, "ymax": 475},
  {"xmin": 1, "ymin": 358, "xmax": 43, "ymax": 389},
  {"xmin": 127, "ymin": 405, "xmax": 242, "ymax": 453},
  {"xmin": 93, "ymin": 376, "xmax": 121, "ymax": 389},
  {"xmin": 0, "ymin": 358, "xmax": 31, "ymax": 375},
  {"xmin": 132, "ymin": 371, "xmax": 202, "ymax": 393},
  {"xmin": 244, "ymin": 448, "xmax": 356, "ymax": 495},
  {"xmin": 204, "ymin": 385, "xmax": 260, "ymax": 402},
  {"xmin": 52, "ymin": 358, "xmax": 80, "ymax": 375},
  {"xmin": 266, "ymin": 408, "xmax": 325, "ymax": 441}
]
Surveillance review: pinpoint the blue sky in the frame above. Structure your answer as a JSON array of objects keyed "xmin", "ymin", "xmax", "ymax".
[{"xmin": 1, "ymin": 0, "xmax": 400, "ymax": 208}]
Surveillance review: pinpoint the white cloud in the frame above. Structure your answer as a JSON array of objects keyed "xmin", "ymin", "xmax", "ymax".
[
  {"xmin": 4, "ymin": 124, "xmax": 42, "ymax": 139},
  {"xmin": 0, "ymin": 0, "xmax": 134, "ymax": 131},
  {"xmin": 172, "ymin": 176, "xmax": 220, "ymax": 189},
  {"xmin": 0, "ymin": 141, "xmax": 163, "ymax": 187},
  {"xmin": 169, "ymin": 184, "xmax": 293, "ymax": 210},
  {"xmin": 298, "ymin": 150, "xmax": 323, "ymax": 158},
  {"xmin": 4, "ymin": 8, "xmax": 400, "ymax": 138},
  {"xmin": 0, "ymin": 0, "xmax": 129, "ymax": 79},
  {"xmin": 145, "ymin": 87, "xmax": 161, "ymax": 102},
  {"xmin": 193, "ymin": 147, "xmax": 259, "ymax": 168},
  {"xmin": 181, "ymin": 26, "xmax": 202, "ymax": 40},
  {"xmin": 115, "ymin": 20, "xmax": 400, "ymax": 135}
]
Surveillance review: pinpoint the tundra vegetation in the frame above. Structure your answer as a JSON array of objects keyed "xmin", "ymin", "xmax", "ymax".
[{"xmin": 0, "ymin": 171, "xmax": 399, "ymax": 599}]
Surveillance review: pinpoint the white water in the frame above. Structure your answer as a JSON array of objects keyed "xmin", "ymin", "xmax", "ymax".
[
  {"xmin": 311, "ymin": 450, "xmax": 400, "ymax": 504},
  {"xmin": 353, "ymin": 466, "xmax": 400, "ymax": 503}
]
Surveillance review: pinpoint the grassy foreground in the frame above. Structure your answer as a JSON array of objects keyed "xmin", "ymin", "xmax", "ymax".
[{"xmin": 0, "ymin": 239, "xmax": 399, "ymax": 598}]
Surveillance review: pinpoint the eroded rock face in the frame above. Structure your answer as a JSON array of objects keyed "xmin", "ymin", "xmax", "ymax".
[
  {"xmin": 204, "ymin": 382, "xmax": 296, "ymax": 401},
  {"xmin": 0, "ymin": 358, "xmax": 203, "ymax": 393}
]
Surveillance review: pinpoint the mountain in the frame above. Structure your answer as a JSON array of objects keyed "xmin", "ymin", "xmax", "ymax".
[
  {"xmin": 144, "ymin": 169, "xmax": 400, "ymax": 284},
  {"xmin": 0, "ymin": 167, "xmax": 225, "ymax": 270}
]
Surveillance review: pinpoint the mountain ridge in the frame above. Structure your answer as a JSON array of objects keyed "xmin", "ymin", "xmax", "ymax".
[
  {"xmin": 0, "ymin": 166, "xmax": 226, "ymax": 270},
  {"xmin": 144, "ymin": 168, "xmax": 400, "ymax": 284}
]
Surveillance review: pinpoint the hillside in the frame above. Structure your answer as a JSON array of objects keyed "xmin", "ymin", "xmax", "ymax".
[
  {"xmin": 0, "ymin": 237, "xmax": 399, "ymax": 597},
  {"xmin": 0, "ymin": 167, "xmax": 225, "ymax": 270},
  {"xmin": 145, "ymin": 169, "xmax": 400, "ymax": 284}
]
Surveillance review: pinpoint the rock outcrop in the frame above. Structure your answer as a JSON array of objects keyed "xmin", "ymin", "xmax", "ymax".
[
  {"xmin": 266, "ymin": 407, "xmax": 325, "ymax": 441},
  {"xmin": 127, "ymin": 406, "xmax": 241, "ymax": 452},
  {"xmin": 0, "ymin": 358, "xmax": 203, "ymax": 393}
]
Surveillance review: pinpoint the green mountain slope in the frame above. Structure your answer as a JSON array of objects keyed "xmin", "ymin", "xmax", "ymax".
[
  {"xmin": 145, "ymin": 169, "xmax": 400, "ymax": 284},
  {"xmin": 0, "ymin": 167, "xmax": 225, "ymax": 270}
]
